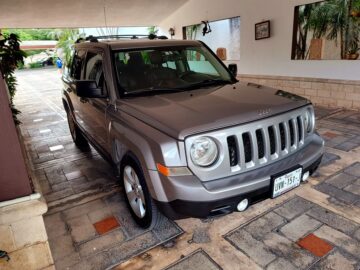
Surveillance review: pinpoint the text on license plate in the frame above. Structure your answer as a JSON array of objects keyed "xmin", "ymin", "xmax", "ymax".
[{"xmin": 272, "ymin": 168, "xmax": 302, "ymax": 198}]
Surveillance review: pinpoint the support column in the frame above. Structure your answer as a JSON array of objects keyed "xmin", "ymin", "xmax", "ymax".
[{"xmin": 0, "ymin": 73, "xmax": 33, "ymax": 201}]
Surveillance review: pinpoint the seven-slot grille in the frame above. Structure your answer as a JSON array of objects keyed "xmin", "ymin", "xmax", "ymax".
[{"xmin": 227, "ymin": 115, "xmax": 305, "ymax": 169}]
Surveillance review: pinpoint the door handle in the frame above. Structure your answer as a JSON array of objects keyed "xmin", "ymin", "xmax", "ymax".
[{"xmin": 80, "ymin": 97, "xmax": 88, "ymax": 103}]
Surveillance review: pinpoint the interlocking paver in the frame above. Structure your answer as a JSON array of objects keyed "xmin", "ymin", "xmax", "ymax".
[
  {"xmin": 244, "ymin": 212, "xmax": 286, "ymax": 239},
  {"xmin": 67, "ymin": 215, "xmax": 97, "ymax": 243},
  {"xmin": 165, "ymin": 250, "xmax": 221, "ymax": 270},
  {"xmin": 344, "ymin": 184, "xmax": 360, "ymax": 196},
  {"xmin": 226, "ymin": 230, "xmax": 276, "ymax": 267},
  {"xmin": 263, "ymin": 233, "xmax": 315, "ymax": 269},
  {"xmin": 79, "ymin": 229, "xmax": 125, "ymax": 257},
  {"xmin": 315, "ymin": 182, "xmax": 358, "ymax": 204},
  {"xmin": 325, "ymin": 173, "xmax": 358, "ymax": 189},
  {"xmin": 344, "ymin": 163, "xmax": 360, "ymax": 177},
  {"xmin": 49, "ymin": 234, "xmax": 75, "ymax": 261},
  {"xmin": 307, "ymin": 206, "xmax": 359, "ymax": 235},
  {"xmin": 44, "ymin": 213, "xmax": 68, "ymax": 240},
  {"xmin": 55, "ymin": 252, "xmax": 81, "ymax": 270},
  {"xmin": 273, "ymin": 196, "xmax": 314, "ymax": 220},
  {"xmin": 62, "ymin": 199, "xmax": 108, "ymax": 220},
  {"xmin": 314, "ymin": 225, "xmax": 360, "ymax": 259},
  {"xmin": 312, "ymin": 251, "xmax": 358, "ymax": 270},
  {"xmin": 266, "ymin": 258, "xmax": 297, "ymax": 270},
  {"xmin": 280, "ymin": 214, "xmax": 322, "ymax": 241}
]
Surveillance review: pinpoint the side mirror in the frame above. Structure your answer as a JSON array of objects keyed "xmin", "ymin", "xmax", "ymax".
[
  {"xmin": 75, "ymin": 80, "xmax": 106, "ymax": 98},
  {"xmin": 228, "ymin": 64, "xmax": 238, "ymax": 77}
]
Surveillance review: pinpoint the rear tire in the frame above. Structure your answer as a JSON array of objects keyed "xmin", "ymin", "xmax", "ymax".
[
  {"xmin": 66, "ymin": 110, "xmax": 88, "ymax": 149},
  {"xmin": 120, "ymin": 155, "xmax": 159, "ymax": 229}
]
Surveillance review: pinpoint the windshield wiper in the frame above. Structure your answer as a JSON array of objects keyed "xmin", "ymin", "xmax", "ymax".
[
  {"xmin": 178, "ymin": 79, "xmax": 233, "ymax": 90},
  {"xmin": 125, "ymin": 87, "xmax": 186, "ymax": 96}
]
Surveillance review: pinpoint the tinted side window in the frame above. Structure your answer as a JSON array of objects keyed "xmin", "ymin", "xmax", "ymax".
[
  {"xmin": 70, "ymin": 50, "xmax": 86, "ymax": 80},
  {"xmin": 84, "ymin": 52, "xmax": 103, "ymax": 86}
]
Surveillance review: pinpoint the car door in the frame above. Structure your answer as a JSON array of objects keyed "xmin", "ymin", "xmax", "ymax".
[
  {"xmin": 64, "ymin": 48, "xmax": 86, "ymax": 127},
  {"xmin": 78, "ymin": 50, "xmax": 111, "ymax": 154}
]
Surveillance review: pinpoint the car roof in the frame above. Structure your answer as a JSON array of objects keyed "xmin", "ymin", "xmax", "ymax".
[{"xmin": 74, "ymin": 39, "xmax": 202, "ymax": 51}]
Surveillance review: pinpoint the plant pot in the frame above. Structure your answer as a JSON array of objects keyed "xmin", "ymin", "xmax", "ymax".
[
  {"xmin": 345, "ymin": 53, "xmax": 359, "ymax": 60},
  {"xmin": 350, "ymin": 11, "xmax": 360, "ymax": 17}
]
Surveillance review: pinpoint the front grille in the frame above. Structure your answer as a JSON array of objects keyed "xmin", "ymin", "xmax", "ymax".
[
  {"xmin": 242, "ymin": 133, "xmax": 252, "ymax": 163},
  {"xmin": 279, "ymin": 123, "xmax": 286, "ymax": 150},
  {"xmin": 226, "ymin": 114, "xmax": 305, "ymax": 169},
  {"xmin": 268, "ymin": 126, "xmax": 276, "ymax": 155},
  {"xmin": 256, "ymin": 129, "xmax": 265, "ymax": 159},
  {"xmin": 227, "ymin": 136, "xmax": 238, "ymax": 167}
]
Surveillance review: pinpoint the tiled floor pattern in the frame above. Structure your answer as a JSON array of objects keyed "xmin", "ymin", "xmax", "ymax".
[
  {"xmin": 14, "ymin": 69, "xmax": 360, "ymax": 270},
  {"xmin": 225, "ymin": 196, "xmax": 360, "ymax": 269},
  {"xmin": 15, "ymin": 69, "xmax": 182, "ymax": 270}
]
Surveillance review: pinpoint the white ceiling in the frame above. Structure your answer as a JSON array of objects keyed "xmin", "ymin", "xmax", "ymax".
[{"xmin": 0, "ymin": 0, "xmax": 188, "ymax": 28}]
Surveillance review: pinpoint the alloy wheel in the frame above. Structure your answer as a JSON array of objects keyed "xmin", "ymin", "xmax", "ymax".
[{"xmin": 123, "ymin": 165, "xmax": 146, "ymax": 218}]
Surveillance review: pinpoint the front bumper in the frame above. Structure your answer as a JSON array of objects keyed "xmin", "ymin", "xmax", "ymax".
[{"xmin": 152, "ymin": 133, "xmax": 324, "ymax": 219}]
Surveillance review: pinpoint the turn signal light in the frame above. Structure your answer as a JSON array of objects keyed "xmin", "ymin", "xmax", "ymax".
[{"xmin": 156, "ymin": 163, "xmax": 192, "ymax": 177}]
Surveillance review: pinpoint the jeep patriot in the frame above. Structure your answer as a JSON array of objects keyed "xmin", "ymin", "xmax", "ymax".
[{"xmin": 62, "ymin": 35, "xmax": 324, "ymax": 228}]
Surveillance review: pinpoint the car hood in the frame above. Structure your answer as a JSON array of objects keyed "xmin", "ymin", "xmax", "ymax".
[{"xmin": 117, "ymin": 82, "xmax": 310, "ymax": 140}]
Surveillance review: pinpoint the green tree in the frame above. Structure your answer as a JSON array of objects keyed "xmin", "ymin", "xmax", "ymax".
[
  {"xmin": 303, "ymin": 0, "xmax": 360, "ymax": 59},
  {"xmin": 2, "ymin": 29, "xmax": 54, "ymax": 41}
]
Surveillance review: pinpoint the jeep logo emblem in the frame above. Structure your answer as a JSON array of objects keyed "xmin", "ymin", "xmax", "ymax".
[{"xmin": 258, "ymin": 108, "xmax": 271, "ymax": 116}]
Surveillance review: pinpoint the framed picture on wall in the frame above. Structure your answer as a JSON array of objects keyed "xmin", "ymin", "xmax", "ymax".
[{"xmin": 255, "ymin": 20, "xmax": 271, "ymax": 40}]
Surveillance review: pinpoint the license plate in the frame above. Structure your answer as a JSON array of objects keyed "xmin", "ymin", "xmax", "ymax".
[{"xmin": 272, "ymin": 167, "xmax": 302, "ymax": 198}]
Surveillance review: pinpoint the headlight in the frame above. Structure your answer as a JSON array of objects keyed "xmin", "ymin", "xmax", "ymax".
[
  {"xmin": 304, "ymin": 108, "xmax": 315, "ymax": 133},
  {"xmin": 190, "ymin": 137, "xmax": 218, "ymax": 167}
]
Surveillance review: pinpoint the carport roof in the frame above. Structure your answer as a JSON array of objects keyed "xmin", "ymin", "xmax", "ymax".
[{"xmin": 0, "ymin": 0, "xmax": 188, "ymax": 28}]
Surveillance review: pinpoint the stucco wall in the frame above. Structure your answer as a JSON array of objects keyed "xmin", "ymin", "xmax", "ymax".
[{"xmin": 158, "ymin": 0, "xmax": 360, "ymax": 81}]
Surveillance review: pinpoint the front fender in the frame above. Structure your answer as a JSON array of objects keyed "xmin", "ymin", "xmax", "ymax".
[{"xmin": 108, "ymin": 110, "xmax": 187, "ymax": 200}]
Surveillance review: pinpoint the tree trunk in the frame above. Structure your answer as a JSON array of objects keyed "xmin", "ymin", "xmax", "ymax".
[
  {"xmin": 340, "ymin": 29, "xmax": 345, "ymax": 59},
  {"xmin": 344, "ymin": 0, "xmax": 353, "ymax": 57}
]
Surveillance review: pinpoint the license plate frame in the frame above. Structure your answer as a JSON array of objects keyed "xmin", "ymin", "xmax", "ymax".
[{"xmin": 271, "ymin": 166, "xmax": 303, "ymax": 198}]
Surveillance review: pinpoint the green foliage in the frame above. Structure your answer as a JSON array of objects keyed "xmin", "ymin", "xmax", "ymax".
[
  {"xmin": 25, "ymin": 50, "xmax": 46, "ymax": 57},
  {"xmin": 296, "ymin": 0, "xmax": 360, "ymax": 59},
  {"xmin": 2, "ymin": 29, "xmax": 54, "ymax": 41},
  {"xmin": 186, "ymin": 25, "xmax": 200, "ymax": 40},
  {"xmin": 29, "ymin": 62, "xmax": 43, "ymax": 69},
  {"xmin": 148, "ymin": 26, "xmax": 159, "ymax": 35},
  {"xmin": 0, "ymin": 33, "xmax": 26, "ymax": 124},
  {"xmin": 48, "ymin": 29, "xmax": 85, "ymax": 66}
]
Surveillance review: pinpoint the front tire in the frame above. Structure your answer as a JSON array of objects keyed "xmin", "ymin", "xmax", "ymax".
[
  {"xmin": 121, "ymin": 156, "xmax": 159, "ymax": 229},
  {"xmin": 66, "ymin": 110, "xmax": 88, "ymax": 148}
]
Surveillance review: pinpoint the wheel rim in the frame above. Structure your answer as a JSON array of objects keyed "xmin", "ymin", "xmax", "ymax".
[
  {"xmin": 123, "ymin": 165, "xmax": 146, "ymax": 218},
  {"xmin": 67, "ymin": 113, "xmax": 76, "ymax": 140}
]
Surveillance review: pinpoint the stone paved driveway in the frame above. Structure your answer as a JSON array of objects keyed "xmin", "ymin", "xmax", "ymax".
[{"xmin": 15, "ymin": 69, "xmax": 360, "ymax": 270}]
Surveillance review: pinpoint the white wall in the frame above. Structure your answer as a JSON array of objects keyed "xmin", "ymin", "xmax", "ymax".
[{"xmin": 159, "ymin": 0, "xmax": 360, "ymax": 81}]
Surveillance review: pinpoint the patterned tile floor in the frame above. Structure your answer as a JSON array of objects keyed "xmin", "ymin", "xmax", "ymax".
[{"xmin": 14, "ymin": 69, "xmax": 360, "ymax": 270}]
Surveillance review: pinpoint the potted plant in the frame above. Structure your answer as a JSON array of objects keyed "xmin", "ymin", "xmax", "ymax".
[{"xmin": 346, "ymin": 41, "xmax": 360, "ymax": 60}]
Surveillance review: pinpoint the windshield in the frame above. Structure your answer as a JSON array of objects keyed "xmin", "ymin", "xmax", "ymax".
[{"xmin": 113, "ymin": 46, "xmax": 234, "ymax": 96}]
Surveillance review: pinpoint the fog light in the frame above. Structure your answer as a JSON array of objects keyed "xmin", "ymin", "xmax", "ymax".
[
  {"xmin": 237, "ymin": 199, "xmax": 249, "ymax": 212},
  {"xmin": 302, "ymin": 171, "xmax": 310, "ymax": 182}
]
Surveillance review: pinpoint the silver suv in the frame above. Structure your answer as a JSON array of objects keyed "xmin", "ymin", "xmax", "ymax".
[{"xmin": 62, "ymin": 35, "xmax": 324, "ymax": 228}]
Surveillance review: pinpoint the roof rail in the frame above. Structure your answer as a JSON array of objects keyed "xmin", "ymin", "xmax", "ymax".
[{"xmin": 75, "ymin": 34, "xmax": 168, "ymax": 43}]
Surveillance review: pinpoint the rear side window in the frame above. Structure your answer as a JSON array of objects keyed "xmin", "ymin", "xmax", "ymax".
[{"xmin": 70, "ymin": 50, "xmax": 86, "ymax": 80}]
